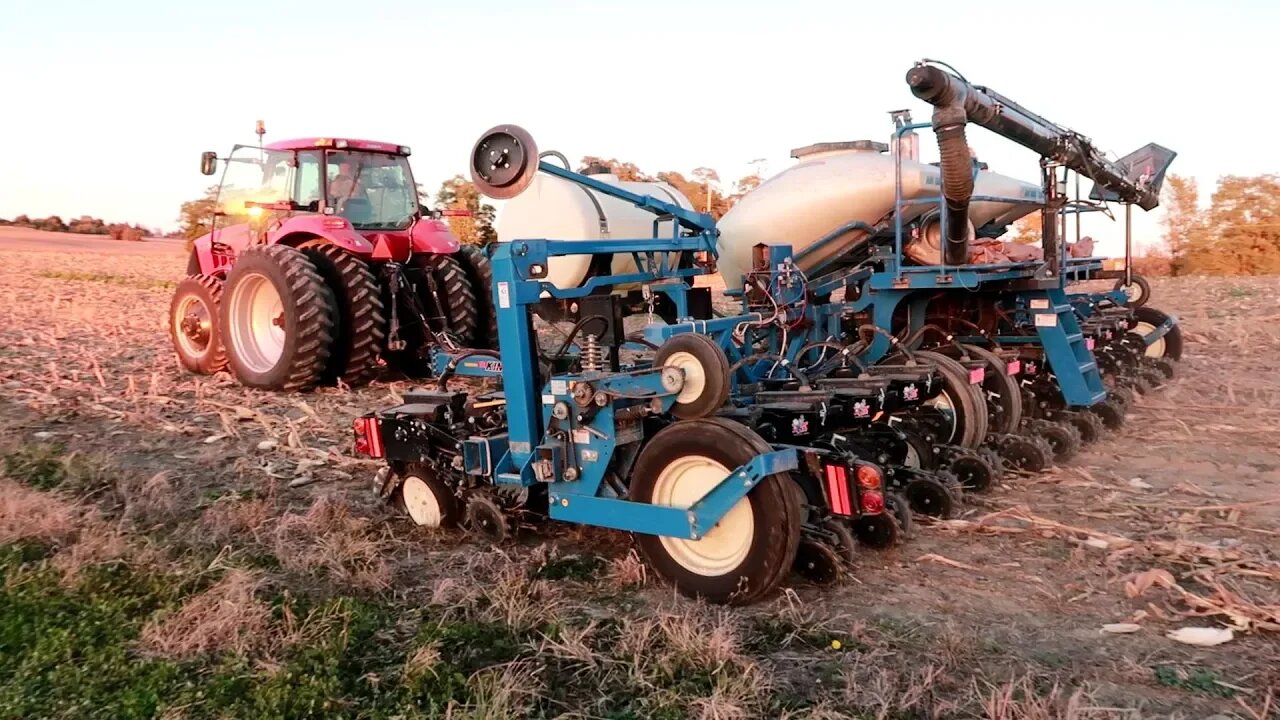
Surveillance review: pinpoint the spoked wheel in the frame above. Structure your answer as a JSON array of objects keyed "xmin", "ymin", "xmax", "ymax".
[
  {"xmin": 1152, "ymin": 358, "xmax": 1176, "ymax": 379},
  {"xmin": 630, "ymin": 418, "xmax": 801, "ymax": 605},
  {"xmin": 465, "ymin": 495, "xmax": 509, "ymax": 543},
  {"xmin": 221, "ymin": 245, "xmax": 336, "ymax": 391},
  {"xmin": 998, "ymin": 433, "xmax": 1053, "ymax": 472},
  {"xmin": 300, "ymin": 243, "xmax": 386, "ymax": 387},
  {"xmin": 1130, "ymin": 307, "xmax": 1182, "ymax": 361},
  {"xmin": 169, "ymin": 274, "xmax": 229, "ymax": 375},
  {"xmin": 904, "ymin": 475, "xmax": 957, "ymax": 518},
  {"xmin": 949, "ymin": 452, "xmax": 997, "ymax": 492},
  {"xmin": 794, "ymin": 539, "xmax": 843, "ymax": 585},
  {"xmin": 1090, "ymin": 398, "xmax": 1126, "ymax": 430},
  {"xmin": 1026, "ymin": 419, "xmax": 1081, "ymax": 463},
  {"xmin": 395, "ymin": 466, "xmax": 460, "ymax": 528},
  {"xmin": 653, "ymin": 334, "xmax": 731, "ymax": 419},
  {"xmin": 1061, "ymin": 411, "xmax": 1105, "ymax": 444}
]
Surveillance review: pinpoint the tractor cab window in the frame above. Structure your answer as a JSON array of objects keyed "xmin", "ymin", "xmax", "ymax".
[
  {"xmin": 295, "ymin": 150, "xmax": 324, "ymax": 212},
  {"xmin": 216, "ymin": 146, "xmax": 294, "ymax": 223},
  {"xmin": 325, "ymin": 150, "xmax": 418, "ymax": 230}
]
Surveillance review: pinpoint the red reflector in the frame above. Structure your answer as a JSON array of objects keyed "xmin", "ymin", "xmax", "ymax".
[
  {"xmin": 861, "ymin": 490, "xmax": 885, "ymax": 515},
  {"xmin": 353, "ymin": 417, "xmax": 383, "ymax": 458},
  {"xmin": 1086, "ymin": 338, "xmax": 1096, "ymax": 350},
  {"xmin": 968, "ymin": 367, "xmax": 985, "ymax": 384},
  {"xmin": 323, "ymin": 218, "xmax": 348, "ymax": 229},
  {"xmin": 1006, "ymin": 360, "xmax": 1021, "ymax": 376},
  {"xmin": 855, "ymin": 464, "xmax": 882, "ymax": 490},
  {"xmin": 354, "ymin": 437, "xmax": 371, "ymax": 455},
  {"xmin": 824, "ymin": 464, "xmax": 852, "ymax": 516}
]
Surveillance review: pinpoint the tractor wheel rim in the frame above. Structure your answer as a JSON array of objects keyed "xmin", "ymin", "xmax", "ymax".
[
  {"xmin": 1132, "ymin": 321, "xmax": 1165, "ymax": 358},
  {"xmin": 229, "ymin": 273, "xmax": 286, "ymax": 374},
  {"xmin": 925, "ymin": 389, "xmax": 959, "ymax": 444},
  {"xmin": 174, "ymin": 295, "xmax": 212, "ymax": 358},
  {"xmin": 401, "ymin": 476, "xmax": 443, "ymax": 527},
  {"xmin": 664, "ymin": 351, "xmax": 707, "ymax": 406},
  {"xmin": 654, "ymin": 454, "xmax": 754, "ymax": 576}
]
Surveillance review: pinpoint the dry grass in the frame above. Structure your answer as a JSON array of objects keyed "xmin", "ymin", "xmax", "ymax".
[
  {"xmin": 271, "ymin": 495, "xmax": 392, "ymax": 591},
  {"xmin": 0, "ymin": 477, "xmax": 79, "ymax": 545},
  {"xmin": 139, "ymin": 569, "xmax": 274, "ymax": 660}
]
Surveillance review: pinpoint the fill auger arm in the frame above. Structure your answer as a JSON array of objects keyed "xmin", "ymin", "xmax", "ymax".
[{"xmin": 905, "ymin": 62, "xmax": 1176, "ymax": 265}]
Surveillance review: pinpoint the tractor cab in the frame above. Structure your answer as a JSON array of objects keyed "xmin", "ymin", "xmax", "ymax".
[{"xmin": 204, "ymin": 138, "xmax": 421, "ymax": 234}]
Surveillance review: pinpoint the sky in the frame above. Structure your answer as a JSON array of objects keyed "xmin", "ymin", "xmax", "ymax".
[{"xmin": 1, "ymin": 0, "xmax": 1277, "ymax": 256}]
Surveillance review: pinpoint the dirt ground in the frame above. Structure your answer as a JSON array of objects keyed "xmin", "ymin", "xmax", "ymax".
[{"xmin": 0, "ymin": 233, "xmax": 1277, "ymax": 719}]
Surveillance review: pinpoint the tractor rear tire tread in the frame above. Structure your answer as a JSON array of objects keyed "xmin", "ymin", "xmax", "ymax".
[
  {"xmin": 422, "ymin": 254, "xmax": 480, "ymax": 346},
  {"xmin": 301, "ymin": 243, "xmax": 386, "ymax": 387},
  {"xmin": 221, "ymin": 245, "xmax": 336, "ymax": 392},
  {"xmin": 457, "ymin": 245, "xmax": 498, "ymax": 349}
]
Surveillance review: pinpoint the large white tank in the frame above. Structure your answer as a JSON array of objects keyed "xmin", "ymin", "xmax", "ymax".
[
  {"xmin": 715, "ymin": 142, "xmax": 1042, "ymax": 290},
  {"xmin": 494, "ymin": 171, "xmax": 695, "ymax": 289}
]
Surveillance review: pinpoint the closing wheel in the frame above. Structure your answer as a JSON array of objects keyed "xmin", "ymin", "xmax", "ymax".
[
  {"xmin": 950, "ymin": 453, "xmax": 996, "ymax": 492},
  {"xmin": 1061, "ymin": 411, "xmax": 1104, "ymax": 444},
  {"xmin": 1026, "ymin": 419, "xmax": 1081, "ymax": 463},
  {"xmin": 653, "ymin": 334, "xmax": 731, "ymax": 419},
  {"xmin": 221, "ymin": 245, "xmax": 336, "ymax": 391},
  {"xmin": 885, "ymin": 491, "xmax": 913, "ymax": 539},
  {"xmin": 852, "ymin": 513, "xmax": 901, "ymax": 550},
  {"xmin": 470, "ymin": 124, "xmax": 539, "ymax": 200},
  {"xmin": 1130, "ymin": 306, "xmax": 1182, "ymax": 361},
  {"xmin": 823, "ymin": 519, "xmax": 858, "ymax": 566},
  {"xmin": 793, "ymin": 540, "xmax": 842, "ymax": 585},
  {"xmin": 904, "ymin": 475, "xmax": 958, "ymax": 518},
  {"xmin": 395, "ymin": 467, "xmax": 460, "ymax": 529},
  {"xmin": 1113, "ymin": 273, "xmax": 1151, "ymax": 307},
  {"xmin": 630, "ymin": 418, "xmax": 802, "ymax": 605},
  {"xmin": 464, "ymin": 495, "xmax": 509, "ymax": 543},
  {"xmin": 998, "ymin": 433, "xmax": 1052, "ymax": 472},
  {"xmin": 169, "ymin": 274, "xmax": 229, "ymax": 375},
  {"xmin": 1152, "ymin": 358, "xmax": 1176, "ymax": 379},
  {"xmin": 1090, "ymin": 398, "xmax": 1126, "ymax": 430}
]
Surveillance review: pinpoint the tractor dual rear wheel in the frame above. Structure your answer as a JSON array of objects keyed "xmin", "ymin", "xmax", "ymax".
[
  {"xmin": 169, "ymin": 274, "xmax": 229, "ymax": 375},
  {"xmin": 630, "ymin": 418, "xmax": 802, "ymax": 605},
  {"xmin": 301, "ymin": 243, "xmax": 386, "ymax": 387},
  {"xmin": 221, "ymin": 245, "xmax": 337, "ymax": 392}
]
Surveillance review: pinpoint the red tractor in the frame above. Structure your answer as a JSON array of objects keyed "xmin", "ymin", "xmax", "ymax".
[{"xmin": 169, "ymin": 137, "xmax": 495, "ymax": 391}]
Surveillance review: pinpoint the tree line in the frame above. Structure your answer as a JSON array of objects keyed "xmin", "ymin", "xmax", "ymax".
[{"xmin": 0, "ymin": 214, "xmax": 155, "ymax": 241}]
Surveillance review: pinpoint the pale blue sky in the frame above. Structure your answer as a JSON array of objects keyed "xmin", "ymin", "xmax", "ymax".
[{"xmin": 1, "ymin": 0, "xmax": 1277, "ymax": 254}]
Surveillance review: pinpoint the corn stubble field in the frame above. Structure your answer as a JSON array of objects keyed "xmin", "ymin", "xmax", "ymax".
[{"xmin": 0, "ymin": 230, "xmax": 1278, "ymax": 719}]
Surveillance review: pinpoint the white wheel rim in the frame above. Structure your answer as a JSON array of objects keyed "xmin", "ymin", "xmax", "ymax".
[
  {"xmin": 401, "ymin": 476, "xmax": 443, "ymax": 527},
  {"xmin": 173, "ymin": 294, "xmax": 213, "ymax": 359},
  {"xmin": 926, "ymin": 389, "xmax": 958, "ymax": 444},
  {"xmin": 228, "ymin": 272, "xmax": 286, "ymax": 374},
  {"xmin": 664, "ymin": 351, "xmax": 707, "ymax": 406},
  {"xmin": 1133, "ymin": 321, "xmax": 1166, "ymax": 358},
  {"xmin": 654, "ymin": 454, "xmax": 754, "ymax": 576}
]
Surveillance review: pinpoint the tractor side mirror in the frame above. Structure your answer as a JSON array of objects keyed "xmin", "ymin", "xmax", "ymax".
[{"xmin": 200, "ymin": 151, "xmax": 218, "ymax": 176}]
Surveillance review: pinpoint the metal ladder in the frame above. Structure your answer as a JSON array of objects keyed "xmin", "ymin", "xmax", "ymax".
[{"xmin": 1027, "ymin": 287, "xmax": 1107, "ymax": 407}]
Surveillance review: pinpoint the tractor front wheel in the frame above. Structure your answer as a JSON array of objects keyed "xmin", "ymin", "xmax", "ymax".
[
  {"xmin": 221, "ymin": 245, "xmax": 336, "ymax": 391},
  {"xmin": 169, "ymin": 274, "xmax": 228, "ymax": 375}
]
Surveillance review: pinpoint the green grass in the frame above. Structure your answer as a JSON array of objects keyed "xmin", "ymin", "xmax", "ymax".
[
  {"xmin": 1153, "ymin": 665, "xmax": 1236, "ymax": 698},
  {"xmin": 36, "ymin": 270, "xmax": 175, "ymax": 291},
  {"xmin": 2, "ymin": 443, "xmax": 113, "ymax": 493}
]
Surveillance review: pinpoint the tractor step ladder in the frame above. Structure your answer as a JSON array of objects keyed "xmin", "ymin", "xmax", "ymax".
[{"xmin": 1028, "ymin": 288, "xmax": 1106, "ymax": 407}]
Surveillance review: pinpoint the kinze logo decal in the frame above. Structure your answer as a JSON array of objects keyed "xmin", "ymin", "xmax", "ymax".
[{"xmin": 462, "ymin": 359, "xmax": 503, "ymax": 373}]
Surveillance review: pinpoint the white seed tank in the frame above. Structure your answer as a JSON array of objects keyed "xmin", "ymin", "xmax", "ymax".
[
  {"xmin": 494, "ymin": 171, "xmax": 695, "ymax": 290},
  {"xmin": 715, "ymin": 141, "xmax": 1042, "ymax": 290}
]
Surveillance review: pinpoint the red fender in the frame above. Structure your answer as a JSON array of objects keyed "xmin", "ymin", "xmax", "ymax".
[
  {"xmin": 409, "ymin": 218, "xmax": 461, "ymax": 255},
  {"xmin": 272, "ymin": 215, "xmax": 374, "ymax": 255}
]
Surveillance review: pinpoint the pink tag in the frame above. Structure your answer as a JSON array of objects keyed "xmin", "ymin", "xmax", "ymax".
[
  {"xmin": 1086, "ymin": 338, "xmax": 1095, "ymax": 350},
  {"xmin": 968, "ymin": 367, "xmax": 985, "ymax": 384},
  {"xmin": 1006, "ymin": 360, "xmax": 1021, "ymax": 376}
]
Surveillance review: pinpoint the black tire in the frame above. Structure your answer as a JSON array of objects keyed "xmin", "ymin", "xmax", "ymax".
[
  {"xmin": 1131, "ymin": 307, "xmax": 1182, "ymax": 361},
  {"xmin": 1090, "ymin": 398, "xmax": 1126, "ymax": 430},
  {"xmin": 885, "ymin": 491, "xmax": 913, "ymax": 539},
  {"xmin": 1113, "ymin": 273, "xmax": 1151, "ymax": 307},
  {"xmin": 1027, "ymin": 419, "xmax": 1081, "ymax": 463},
  {"xmin": 301, "ymin": 243, "xmax": 386, "ymax": 387},
  {"xmin": 419, "ymin": 253, "xmax": 480, "ymax": 345},
  {"xmin": 892, "ymin": 350, "xmax": 988, "ymax": 449},
  {"xmin": 221, "ymin": 245, "xmax": 336, "ymax": 391},
  {"xmin": 940, "ymin": 344, "xmax": 1023, "ymax": 435},
  {"xmin": 169, "ymin": 274, "xmax": 229, "ymax": 375},
  {"xmin": 394, "ymin": 465, "xmax": 460, "ymax": 528},
  {"xmin": 904, "ymin": 475, "xmax": 957, "ymax": 518},
  {"xmin": 1063, "ymin": 410, "xmax": 1105, "ymax": 444},
  {"xmin": 457, "ymin": 245, "xmax": 498, "ymax": 349},
  {"xmin": 950, "ymin": 453, "xmax": 996, "ymax": 492},
  {"xmin": 654, "ymin": 334, "xmax": 731, "ymax": 419},
  {"xmin": 998, "ymin": 433, "xmax": 1052, "ymax": 472},
  {"xmin": 630, "ymin": 418, "xmax": 801, "ymax": 605}
]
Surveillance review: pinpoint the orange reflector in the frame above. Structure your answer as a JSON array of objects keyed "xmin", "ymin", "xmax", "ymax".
[{"xmin": 856, "ymin": 463, "xmax": 882, "ymax": 490}]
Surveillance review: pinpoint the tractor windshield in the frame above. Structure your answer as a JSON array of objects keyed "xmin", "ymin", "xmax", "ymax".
[
  {"xmin": 325, "ymin": 151, "xmax": 419, "ymax": 230},
  {"xmin": 216, "ymin": 147, "xmax": 296, "ymax": 223}
]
